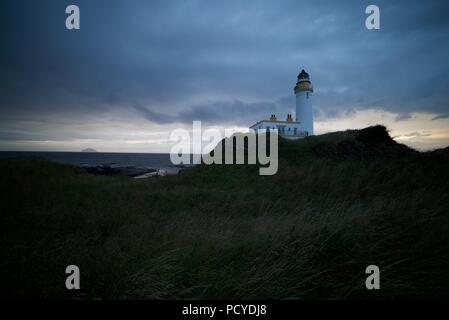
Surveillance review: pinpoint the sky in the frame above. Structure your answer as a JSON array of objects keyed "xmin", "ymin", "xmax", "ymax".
[{"xmin": 1, "ymin": 0, "xmax": 449, "ymax": 152}]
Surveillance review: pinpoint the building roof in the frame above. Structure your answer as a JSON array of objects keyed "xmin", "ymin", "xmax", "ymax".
[
  {"xmin": 298, "ymin": 69, "xmax": 310, "ymax": 80},
  {"xmin": 250, "ymin": 119, "xmax": 301, "ymax": 129}
]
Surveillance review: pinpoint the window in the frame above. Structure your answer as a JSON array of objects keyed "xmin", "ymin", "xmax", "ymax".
[{"xmin": 294, "ymin": 128, "xmax": 297, "ymax": 135}]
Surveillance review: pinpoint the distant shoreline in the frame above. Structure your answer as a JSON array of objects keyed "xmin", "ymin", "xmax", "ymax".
[{"xmin": 0, "ymin": 151, "xmax": 193, "ymax": 176}]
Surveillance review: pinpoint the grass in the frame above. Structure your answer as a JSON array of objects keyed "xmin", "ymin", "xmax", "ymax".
[{"xmin": 0, "ymin": 125, "xmax": 448, "ymax": 299}]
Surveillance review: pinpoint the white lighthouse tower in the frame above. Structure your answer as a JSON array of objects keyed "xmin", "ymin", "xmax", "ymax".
[
  {"xmin": 250, "ymin": 68, "xmax": 314, "ymax": 139},
  {"xmin": 294, "ymin": 69, "xmax": 314, "ymax": 135}
]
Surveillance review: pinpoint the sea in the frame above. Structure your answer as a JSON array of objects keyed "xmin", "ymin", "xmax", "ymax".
[{"xmin": 0, "ymin": 151, "xmax": 180, "ymax": 170}]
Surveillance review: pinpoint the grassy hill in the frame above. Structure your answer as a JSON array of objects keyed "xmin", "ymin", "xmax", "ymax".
[{"xmin": 1, "ymin": 125, "xmax": 448, "ymax": 299}]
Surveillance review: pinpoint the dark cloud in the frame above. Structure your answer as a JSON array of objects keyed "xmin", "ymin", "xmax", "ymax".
[
  {"xmin": 432, "ymin": 114, "xmax": 449, "ymax": 121},
  {"xmin": 395, "ymin": 113, "xmax": 412, "ymax": 122},
  {"xmin": 399, "ymin": 132, "xmax": 432, "ymax": 138},
  {"xmin": 133, "ymin": 104, "xmax": 176, "ymax": 124},
  {"xmin": 134, "ymin": 99, "xmax": 288, "ymax": 126},
  {"xmin": 1, "ymin": 0, "xmax": 449, "ymax": 143}
]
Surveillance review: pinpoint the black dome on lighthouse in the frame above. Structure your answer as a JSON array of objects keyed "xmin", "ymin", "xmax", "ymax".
[{"xmin": 298, "ymin": 69, "xmax": 310, "ymax": 80}]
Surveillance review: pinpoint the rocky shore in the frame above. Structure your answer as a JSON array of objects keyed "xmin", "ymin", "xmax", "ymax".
[{"xmin": 82, "ymin": 163, "xmax": 192, "ymax": 178}]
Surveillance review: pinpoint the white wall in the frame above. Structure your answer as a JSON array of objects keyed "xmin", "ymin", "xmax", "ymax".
[
  {"xmin": 251, "ymin": 121, "xmax": 306, "ymax": 136},
  {"xmin": 296, "ymin": 91, "xmax": 314, "ymax": 135}
]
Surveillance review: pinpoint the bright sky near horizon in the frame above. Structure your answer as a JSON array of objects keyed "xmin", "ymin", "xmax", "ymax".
[{"xmin": 1, "ymin": 0, "xmax": 449, "ymax": 152}]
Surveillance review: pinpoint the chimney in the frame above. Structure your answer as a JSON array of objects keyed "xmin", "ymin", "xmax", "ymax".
[{"xmin": 287, "ymin": 114, "xmax": 293, "ymax": 122}]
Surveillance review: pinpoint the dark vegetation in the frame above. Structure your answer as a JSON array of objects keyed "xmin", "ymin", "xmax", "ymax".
[
  {"xmin": 84, "ymin": 165, "xmax": 156, "ymax": 177},
  {"xmin": 1, "ymin": 126, "xmax": 448, "ymax": 299}
]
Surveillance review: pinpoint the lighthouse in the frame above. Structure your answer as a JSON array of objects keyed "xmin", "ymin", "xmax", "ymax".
[
  {"xmin": 294, "ymin": 69, "xmax": 314, "ymax": 135},
  {"xmin": 250, "ymin": 68, "xmax": 314, "ymax": 139}
]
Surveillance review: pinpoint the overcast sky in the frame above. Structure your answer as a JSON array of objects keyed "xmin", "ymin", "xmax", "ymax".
[{"xmin": 1, "ymin": 0, "xmax": 449, "ymax": 152}]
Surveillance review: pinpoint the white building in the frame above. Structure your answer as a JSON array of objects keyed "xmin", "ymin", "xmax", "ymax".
[{"xmin": 250, "ymin": 69, "xmax": 314, "ymax": 139}]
